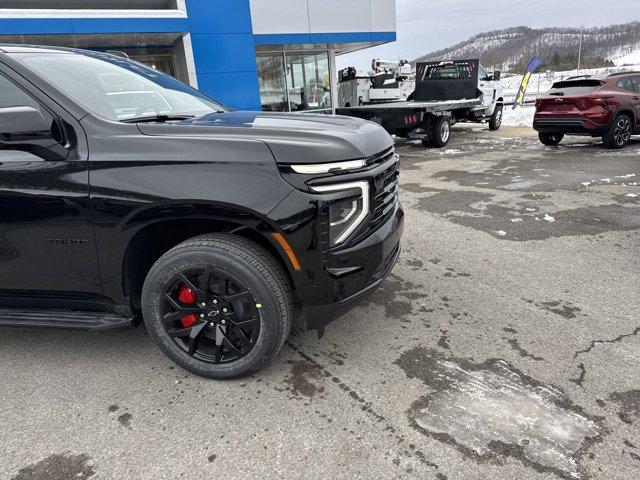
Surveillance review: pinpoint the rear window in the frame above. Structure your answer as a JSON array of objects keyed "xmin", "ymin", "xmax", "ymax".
[
  {"xmin": 424, "ymin": 64, "xmax": 473, "ymax": 80},
  {"xmin": 547, "ymin": 80, "xmax": 602, "ymax": 96}
]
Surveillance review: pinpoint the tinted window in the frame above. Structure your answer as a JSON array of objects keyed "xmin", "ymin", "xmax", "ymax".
[
  {"xmin": 633, "ymin": 77, "xmax": 640, "ymax": 93},
  {"xmin": 0, "ymin": 74, "xmax": 56, "ymax": 161},
  {"xmin": 617, "ymin": 77, "xmax": 636, "ymax": 92},
  {"xmin": 478, "ymin": 65, "xmax": 488, "ymax": 80},
  {"xmin": 0, "ymin": 75, "xmax": 41, "ymax": 111},
  {"xmin": 548, "ymin": 80, "xmax": 602, "ymax": 96}
]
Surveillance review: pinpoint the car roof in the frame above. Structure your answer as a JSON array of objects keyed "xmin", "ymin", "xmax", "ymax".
[
  {"xmin": 607, "ymin": 71, "xmax": 640, "ymax": 77},
  {"xmin": 0, "ymin": 44, "xmax": 85, "ymax": 54}
]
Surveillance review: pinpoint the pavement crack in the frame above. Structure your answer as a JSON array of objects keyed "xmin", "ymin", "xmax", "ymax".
[
  {"xmin": 285, "ymin": 341, "xmax": 442, "ymax": 474},
  {"xmin": 506, "ymin": 338, "xmax": 545, "ymax": 362},
  {"xmin": 573, "ymin": 326, "xmax": 640, "ymax": 359},
  {"xmin": 286, "ymin": 341, "xmax": 386, "ymax": 423}
]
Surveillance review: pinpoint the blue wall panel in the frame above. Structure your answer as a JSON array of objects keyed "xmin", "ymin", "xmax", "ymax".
[
  {"xmin": 189, "ymin": 33, "xmax": 258, "ymax": 73},
  {"xmin": 0, "ymin": 17, "xmax": 188, "ymax": 35},
  {"xmin": 197, "ymin": 72, "xmax": 262, "ymax": 110},
  {"xmin": 185, "ymin": 0, "xmax": 254, "ymax": 34},
  {"xmin": 186, "ymin": 0, "xmax": 261, "ymax": 110},
  {"xmin": 254, "ymin": 31, "xmax": 397, "ymax": 45}
]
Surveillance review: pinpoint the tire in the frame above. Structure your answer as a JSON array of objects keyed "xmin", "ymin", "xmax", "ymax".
[
  {"xmin": 603, "ymin": 113, "xmax": 632, "ymax": 149},
  {"xmin": 538, "ymin": 132, "xmax": 564, "ymax": 146},
  {"xmin": 489, "ymin": 104, "xmax": 503, "ymax": 131},
  {"xmin": 428, "ymin": 116, "xmax": 451, "ymax": 148},
  {"xmin": 141, "ymin": 233, "xmax": 293, "ymax": 379}
]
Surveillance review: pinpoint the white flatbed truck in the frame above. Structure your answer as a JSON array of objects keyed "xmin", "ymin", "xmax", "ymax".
[{"xmin": 336, "ymin": 59, "xmax": 504, "ymax": 148}]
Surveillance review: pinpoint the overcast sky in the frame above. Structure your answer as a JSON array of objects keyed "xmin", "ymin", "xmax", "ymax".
[{"xmin": 337, "ymin": 0, "xmax": 640, "ymax": 71}]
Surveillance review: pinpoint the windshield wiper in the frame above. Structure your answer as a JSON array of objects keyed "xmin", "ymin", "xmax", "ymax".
[{"xmin": 121, "ymin": 114, "xmax": 196, "ymax": 123}]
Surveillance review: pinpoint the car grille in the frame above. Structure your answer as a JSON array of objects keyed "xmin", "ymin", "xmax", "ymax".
[
  {"xmin": 366, "ymin": 147, "xmax": 395, "ymax": 167},
  {"xmin": 369, "ymin": 149, "xmax": 399, "ymax": 232}
]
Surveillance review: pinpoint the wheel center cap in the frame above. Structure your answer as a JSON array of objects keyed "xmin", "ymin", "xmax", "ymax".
[{"xmin": 207, "ymin": 308, "xmax": 220, "ymax": 317}]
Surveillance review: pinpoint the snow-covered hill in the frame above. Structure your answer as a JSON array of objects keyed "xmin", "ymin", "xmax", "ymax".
[{"xmin": 416, "ymin": 23, "xmax": 640, "ymax": 72}]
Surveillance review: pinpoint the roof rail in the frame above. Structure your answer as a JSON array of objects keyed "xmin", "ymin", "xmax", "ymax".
[
  {"xmin": 607, "ymin": 71, "xmax": 640, "ymax": 77},
  {"xmin": 105, "ymin": 50, "xmax": 130, "ymax": 59}
]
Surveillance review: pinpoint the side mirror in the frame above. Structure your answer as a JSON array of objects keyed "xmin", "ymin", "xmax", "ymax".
[
  {"xmin": 493, "ymin": 71, "xmax": 502, "ymax": 81},
  {"xmin": 0, "ymin": 106, "xmax": 51, "ymax": 141}
]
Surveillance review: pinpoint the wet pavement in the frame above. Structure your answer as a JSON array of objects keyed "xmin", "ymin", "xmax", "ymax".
[{"xmin": 1, "ymin": 126, "xmax": 639, "ymax": 479}]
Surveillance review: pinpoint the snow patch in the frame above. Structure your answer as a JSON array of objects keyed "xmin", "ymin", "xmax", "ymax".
[
  {"xmin": 502, "ymin": 106, "xmax": 534, "ymax": 127},
  {"xmin": 410, "ymin": 359, "xmax": 600, "ymax": 479}
]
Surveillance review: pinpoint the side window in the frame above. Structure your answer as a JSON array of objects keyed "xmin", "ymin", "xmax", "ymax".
[
  {"xmin": 478, "ymin": 66, "xmax": 488, "ymax": 80},
  {"xmin": 634, "ymin": 77, "xmax": 640, "ymax": 94},
  {"xmin": 0, "ymin": 74, "xmax": 41, "ymax": 110},
  {"xmin": 0, "ymin": 73, "xmax": 55, "ymax": 128},
  {"xmin": 617, "ymin": 77, "xmax": 635, "ymax": 92},
  {"xmin": 0, "ymin": 73, "xmax": 59, "ymax": 161}
]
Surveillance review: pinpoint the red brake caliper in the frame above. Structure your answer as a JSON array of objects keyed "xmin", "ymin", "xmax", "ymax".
[{"xmin": 177, "ymin": 284, "xmax": 198, "ymax": 327}]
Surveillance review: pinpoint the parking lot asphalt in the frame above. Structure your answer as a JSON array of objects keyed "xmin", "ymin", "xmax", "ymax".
[{"xmin": 1, "ymin": 125, "xmax": 639, "ymax": 480}]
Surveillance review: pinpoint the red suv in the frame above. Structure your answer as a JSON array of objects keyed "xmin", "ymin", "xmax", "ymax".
[{"xmin": 534, "ymin": 72, "xmax": 640, "ymax": 149}]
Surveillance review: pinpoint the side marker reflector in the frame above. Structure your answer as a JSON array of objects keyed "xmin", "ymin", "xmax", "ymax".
[{"xmin": 271, "ymin": 232, "xmax": 302, "ymax": 271}]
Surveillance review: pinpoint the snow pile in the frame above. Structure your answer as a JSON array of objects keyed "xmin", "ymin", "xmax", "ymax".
[{"xmin": 502, "ymin": 106, "xmax": 535, "ymax": 127}]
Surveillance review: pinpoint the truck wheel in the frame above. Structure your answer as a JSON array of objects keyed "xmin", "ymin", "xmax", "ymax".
[
  {"xmin": 538, "ymin": 132, "xmax": 564, "ymax": 146},
  {"xmin": 603, "ymin": 114, "xmax": 632, "ymax": 149},
  {"xmin": 141, "ymin": 234, "xmax": 293, "ymax": 379},
  {"xmin": 488, "ymin": 104, "xmax": 503, "ymax": 131},
  {"xmin": 428, "ymin": 117, "xmax": 451, "ymax": 148}
]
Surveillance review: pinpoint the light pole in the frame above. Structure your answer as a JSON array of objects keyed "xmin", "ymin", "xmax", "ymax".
[{"xmin": 577, "ymin": 26, "xmax": 584, "ymax": 75}]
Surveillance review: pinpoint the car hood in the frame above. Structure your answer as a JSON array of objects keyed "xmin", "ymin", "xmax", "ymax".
[{"xmin": 137, "ymin": 111, "xmax": 394, "ymax": 164}]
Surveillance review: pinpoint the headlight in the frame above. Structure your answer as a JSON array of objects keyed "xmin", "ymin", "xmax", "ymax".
[{"xmin": 311, "ymin": 181, "xmax": 369, "ymax": 246}]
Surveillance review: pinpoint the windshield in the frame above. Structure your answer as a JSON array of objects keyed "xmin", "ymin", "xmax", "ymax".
[{"xmin": 14, "ymin": 51, "xmax": 227, "ymax": 121}]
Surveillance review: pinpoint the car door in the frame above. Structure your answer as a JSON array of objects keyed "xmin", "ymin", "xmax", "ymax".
[
  {"xmin": 0, "ymin": 66, "xmax": 102, "ymax": 308},
  {"xmin": 633, "ymin": 77, "xmax": 640, "ymax": 131},
  {"xmin": 477, "ymin": 65, "xmax": 495, "ymax": 111}
]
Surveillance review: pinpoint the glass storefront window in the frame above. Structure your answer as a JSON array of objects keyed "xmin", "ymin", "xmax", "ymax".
[
  {"xmin": 256, "ymin": 51, "xmax": 332, "ymax": 112},
  {"xmin": 286, "ymin": 52, "xmax": 331, "ymax": 112},
  {"xmin": 256, "ymin": 54, "xmax": 288, "ymax": 112}
]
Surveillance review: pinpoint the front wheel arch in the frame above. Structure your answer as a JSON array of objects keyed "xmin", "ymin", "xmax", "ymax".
[{"xmin": 121, "ymin": 216, "xmax": 295, "ymax": 313}]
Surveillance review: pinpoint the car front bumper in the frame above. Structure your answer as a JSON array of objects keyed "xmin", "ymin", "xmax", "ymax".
[{"xmin": 301, "ymin": 203, "xmax": 404, "ymax": 333}]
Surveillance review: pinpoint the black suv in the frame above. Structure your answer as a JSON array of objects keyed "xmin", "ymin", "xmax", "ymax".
[{"xmin": 0, "ymin": 46, "xmax": 403, "ymax": 378}]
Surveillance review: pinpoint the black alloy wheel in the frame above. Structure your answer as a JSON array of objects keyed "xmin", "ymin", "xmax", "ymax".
[
  {"xmin": 162, "ymin": 268, "xmax": 260, "ymax": 364},
  {"xmin": 142, "ymin": 234, "xmax": 293, "ymax": 379},
  {"xmin": 603, "ymin": 114, "xmax": 632, "ymax": 149}
]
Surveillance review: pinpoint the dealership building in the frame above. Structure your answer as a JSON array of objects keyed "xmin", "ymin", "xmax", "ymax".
[{"xmin": 0, "ymin": 0, "xmax": 396, "ymax": 111}]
